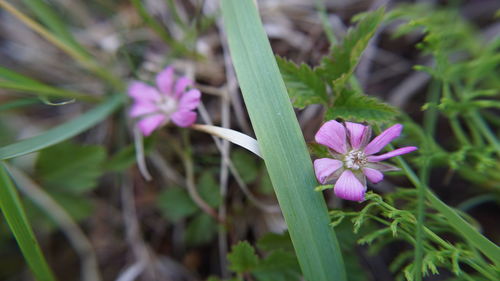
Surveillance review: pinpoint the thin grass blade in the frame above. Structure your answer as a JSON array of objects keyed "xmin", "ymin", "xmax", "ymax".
[
  {"xmin": 0, "ymin": 163, "xmax": 56, "ymax": 281},
  {"xmin": 221, "ymin": 1, "xmax": 346, "ymax": 280},
  {"xmin": 0, "ymin": 95, "xmax": 124, "ymax": 160}
]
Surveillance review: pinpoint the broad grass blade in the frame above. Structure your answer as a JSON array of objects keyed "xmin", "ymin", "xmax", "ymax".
[{"xmin": 221, "ymin": 1, "xmax": 346, "ymax": 280}]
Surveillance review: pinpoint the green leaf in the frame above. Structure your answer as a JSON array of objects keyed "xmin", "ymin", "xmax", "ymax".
[
  {"xmin": 185, "ymin": 213, "xmax": 217, "ymax": 246},
  {"xmin": 198, "ymin": 172, "xmax": 222, "ymax": 208},
  {"xmin": 227, "ymin": 241, "xmax": 259, "ymax": 274},
  {"xmin": 276, "ymin": 56, "xmax": 328, "ymax": 109},
  {"xmin": 256, "ymin": 232, "xmax": 294, "ymax": 253},
  {"xmin": 35, "ymin": 142, "xmax": 106, "ymax": 193},
  {"xmin": 253, "ymin": 250, "xmax": 301, "ymax": 281},
  {"xmin": 0, "ymin": 67, "xmax": 97, "ymax": 102},
  {"xmin": 0, "ymin": 163, "xmax": 56, "ymax": 281},
  {"xmin": 104, "ymin": 137, "xmax": 155, "ymax": 172},
  {"xmin": 0, "ymin": 94, "xmax": 123, "ymax": 160},
  {"xmin": 157, "ymin": 187, "xmax": 198, "ymax": 222},
  {"xmin": 25, "ymin": 192, "xmax": 93, "ymax": 233},
  {"xmin": 326, "ymin": 90, "xmax": 397, "ymax": 122},
  {"xmin": 317, "ymin": 7, "xmax": 385, "ymax": 89},
  {"xmin": 231, "ymin": 149, "xmax": 259, "ymax": 183},
  {"xmin": 221, "ymin": 1, "xmax": 346, "ymax": 280},
  {"xmin": 20, "ymin": 0, "xmax": 89, "ymax": 58}
]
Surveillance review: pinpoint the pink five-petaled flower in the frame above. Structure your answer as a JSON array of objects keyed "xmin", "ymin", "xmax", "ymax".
[
  {"xmin": 128, "ymin": 67, "xmax": 201, "ymax": 136},
  {"xmin": 313, "ymin": 121, "xmax": 417, "ymax": 202}
]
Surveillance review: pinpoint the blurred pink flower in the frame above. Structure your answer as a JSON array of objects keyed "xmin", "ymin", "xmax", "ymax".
[
  {"xmin": 313, "ymin": 121, "xmax": 417, "ymax": 202},
  {"xmin": 128, "ymin": 67, "xmax": 201, "ymax": 136}
]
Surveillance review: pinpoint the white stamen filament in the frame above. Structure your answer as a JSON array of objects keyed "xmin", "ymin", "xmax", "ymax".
[{"xmin": 344, "ymin": 150, "xmax": 367, "ymax": 170}]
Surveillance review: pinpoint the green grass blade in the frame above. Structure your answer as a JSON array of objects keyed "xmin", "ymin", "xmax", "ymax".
[
  {"xmin": 394, "ymin": 154, "xmax": 500, "ymax": 266},
  {"xmin": 220, "ymin": 1, "xmax": 346, "ymax": 280},
  {"xmin": 0, "ymin": 163, "xmax": 56, "ymax": 281},
  {"xmin": 0, "ymin": 95, "xmax": 124, "ymax": 160},
  {"xmin": 0, "ymin": 81, "xmax": 99, "ymax": 102},
  {"xmin": 20, "ymin": 0, "xmax": 90, "ymax": 58}
]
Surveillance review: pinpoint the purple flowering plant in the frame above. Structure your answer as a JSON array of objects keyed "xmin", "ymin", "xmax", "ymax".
[
  {"xmin": 313, "ymin": 120, "xmax": 417, "ymax": 201},
  {"xmin": 128, "ymin": 66, "xmax": 201, "ymax": 136}
]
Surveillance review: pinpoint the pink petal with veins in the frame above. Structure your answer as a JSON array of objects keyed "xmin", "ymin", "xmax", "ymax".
[
  {"xmin": 137, "ymin": 114, "xmax": 166, "ymax": 136},
  {"xmin": 315, "ymin": 120, "xmax": 347, "ymax": 154},
  {"xmin": 156, "ymin": 67, "xmax": 175, "ymax": 95},
  {"xmin": 174, "ymin": 77, "xmax": 193, "ymax": 98},
  {"xmin": 363, "ymin": 168, "xmax": 384, "ymax": 183},
  {"xmin": 178, "ymin": 89, "xmax": 201, "ymax": 111},
  {"xmin": 129, "ymin": 102, "xmax": 157, "ymax": 118},
  {"xmin": 334, "ymin": 170, "xmax": 366, "ymax": 202},
  {"xmin": 128, "ymin": 81, "xmax": 161, "ymax": 102},
  {"xmin": 171, "ymin": 110, "xmax": 197, "ymax": 127},
  {"xmin": 364, "ymin": 124, "xmax": 403, "ymax": 155},
  {"xmin": 345, "ymin": 122, "xmax": 369, "ymax": 150},
  {"xmin": 367, "ymin": 146, "xmax": 418, "ymax": 162},
  {"xmin": 314, "ymin": 158, "xmax": 343, "ymax": 184}
]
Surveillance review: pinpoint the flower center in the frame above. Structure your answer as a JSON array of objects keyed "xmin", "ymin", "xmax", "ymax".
[
  {"xmin": 344, "ymin": 150, "xmax": 367, "ymax": 170},
  {"xmin": 156, "ymin": 96, "xmax": 178, "ymax": 115}
]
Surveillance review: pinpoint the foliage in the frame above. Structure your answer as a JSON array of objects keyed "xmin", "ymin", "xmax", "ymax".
[
  {"xmin": 224, "ymin": 234, "xmax": 301, "ymax": 281},
  {"xmin": 277, "ymin": 7, "xmax": 396, "ymax": 123},
  {"xmin": 331, "ymin": 191, "xmax": 498, "ymax": 281}
]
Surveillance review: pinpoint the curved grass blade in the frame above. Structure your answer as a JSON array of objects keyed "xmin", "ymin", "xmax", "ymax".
[
  {"xmin": 0, "ymin": 163, "xmax": 56, "ymax": 281},
  {"xmin": 0, "ymin": 94, "xmax": 124, "ymax": 160},
  {"xmin": 220, "ymin": 1, "xmax": 346, "ymax": 280},
  {"xmin": 0, "ymin": 66, "xmax": 99, "ymax": 102}
]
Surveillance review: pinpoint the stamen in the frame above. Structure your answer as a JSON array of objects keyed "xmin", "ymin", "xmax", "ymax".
[{"xmin": 344, "ymin": 150, "xmax": 367, "ymax": 170}]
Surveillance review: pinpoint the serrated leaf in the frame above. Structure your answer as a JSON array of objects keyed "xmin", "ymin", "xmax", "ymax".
[
  {"xmin": 35, "ymin": 142, "xmax": 106, "ymax": 193},
  {"xmin": 253, "ymin": 250, "xmax": 301, "ymax": 281},
  {"xmin": 228, "ymin": 241, "xmax": 259, "ymax": 274},
  {"xmin": 157, "ymin": 187, "xmax": 198, "ymax": 222},
  {"xmin": 325, "ymin": 90, "xmax": 397, "ymax": 122},
  {"xmin": 316, "ymin": 7, "xmax": 385, "ymax": 89},
  {"xmin": 276, "ymin": 56, "xmax": 328, "ymax": 109}
]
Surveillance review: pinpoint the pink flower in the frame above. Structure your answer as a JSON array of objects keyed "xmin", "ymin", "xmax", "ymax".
[
  {"xmin": 313, "ymin": 121, "xmax": 417, "ymax": 202},
  {"xmin": 128, "ymin": 67, "xmax": 201, "ymax": 136}
]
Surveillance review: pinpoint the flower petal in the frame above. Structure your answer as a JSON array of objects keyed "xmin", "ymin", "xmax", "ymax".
[
  {"xmin": 129, "ymin": 102, "xmax": 158, "ymax": 118},
  {"xmin": 156, "ymin": 67, "xmax": 174, "ymax": 95},
  {"xmin": 366, "ymin": 162, "xmax": 400, "ymax": 172},
  {"xmin": 363, "ymin": 168, "xmax": 384, "ymax": 184},
  {"xmin": 178, "ymin": 89, "xmax": 201, "ymax": 111},
  {"xmin": 128, "ymin": 81, "xmax": 161, "ymax": 102},
  {"xmin": 367, "ymin": 146, "xmax": 418, "ymax": 162},
  {"xmin": 171, "ymin": 110, "xmax": 197, "ymax": 127},
  {"xmin": 313, "ymin": 158, "xmax": 343, "ymax": 184},
  {"xmin": 136, "ymin": 114, "xmax": 166, "ymax": 136},
  {"xmin": 315, "ymin": 120, "xmax": 347, "ymax": 154},
  {"xmin": 174, "ymin": 77, "xmax": 193, "ymax": 98},
  {"xmin": 334, "ymin": 170, "xmax": 367, "ymax": 202},
  {"xmin": 364, "ymin": 124, "xmax": 403, "ymax": 155},
  {"xmin": 345, "ymin": 122, "xmax": 370, "ymax": 150}
]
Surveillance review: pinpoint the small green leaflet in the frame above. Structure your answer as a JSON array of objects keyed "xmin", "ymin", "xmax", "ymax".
[
  {"xmin": 316, "ymin": 7, "xmax": 385, "ymax": 90},
  {"xmin": 228, "ymin": 241, "xmax": 259, "ymax": 274},
  {"xmin": 326, "ymin": 90, "xmax": 397, "ymax": 122},
  {"xmin": 35, "ymin": 142, "xmax": 106, "ymax": 193},
  {"xmin": 276, "ymin": 56, "xmax": 328, "ymax": 109}
]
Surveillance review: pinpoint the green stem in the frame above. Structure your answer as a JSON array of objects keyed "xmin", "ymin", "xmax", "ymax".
[
  {"xmin": 314, "ymin": 0, "xmax": 336, "ymax": 44},
  {"xmin": 443, "ymin": 82, "xmax": 470, "ymax": 145},
  {"xmin": 130, "ymin": 0, "xmax": 199, "ymax": 59},
  {"xmin": 393, "ymin": 151, "xmax": 500, "ymax": 267}
]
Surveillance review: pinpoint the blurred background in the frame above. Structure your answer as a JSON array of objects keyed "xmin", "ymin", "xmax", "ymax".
[{"xmin": 0, "ymin": 0, "xmax": 499, "ymax": 280}]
